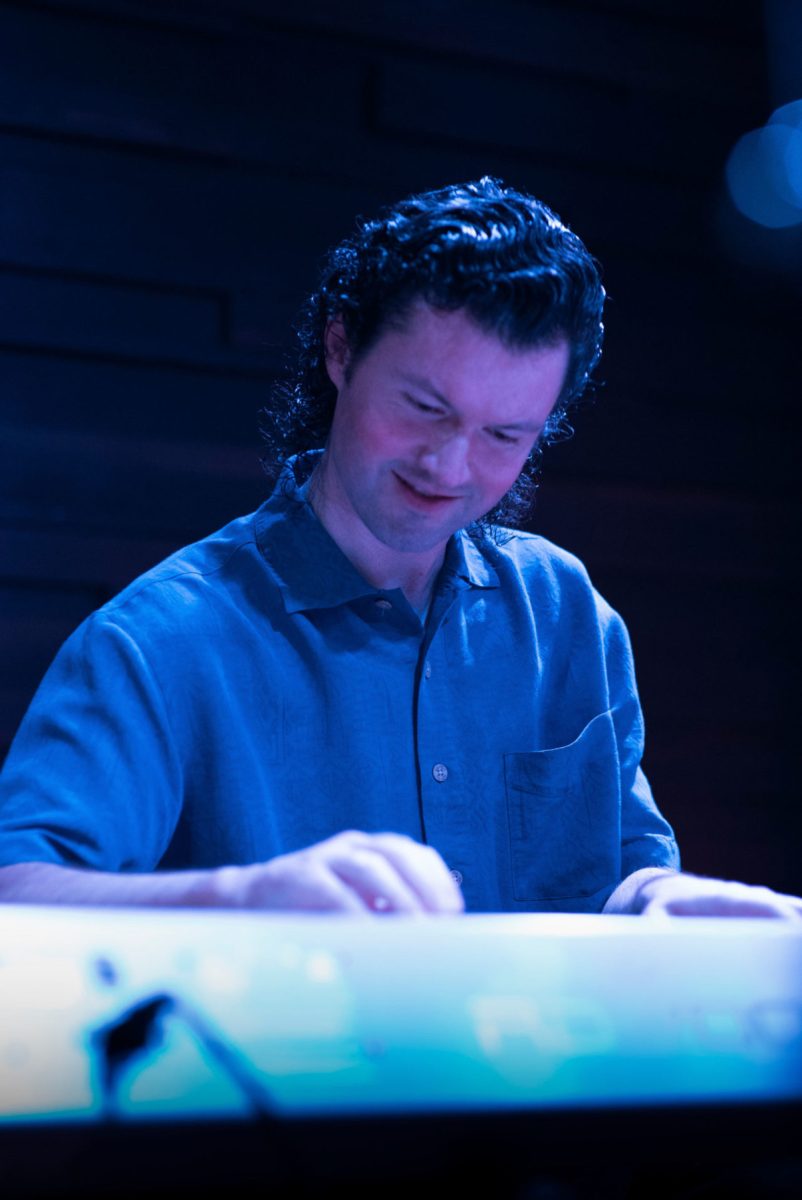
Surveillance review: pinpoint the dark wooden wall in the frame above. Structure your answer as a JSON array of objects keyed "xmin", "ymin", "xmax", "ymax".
[{"xmin": 1, "ymin": 0, "xmax": 800, "ymax": 894}]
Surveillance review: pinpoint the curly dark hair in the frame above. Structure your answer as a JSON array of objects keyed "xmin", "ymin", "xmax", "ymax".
[{"xmin": 259, "ymin": 176, "xmax": 605, "ymax": 530}]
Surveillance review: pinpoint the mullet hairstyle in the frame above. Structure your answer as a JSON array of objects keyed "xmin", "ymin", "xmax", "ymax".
[{"xmin": 259, "ymin": 176, "xmax": 605, "ymax": 531}]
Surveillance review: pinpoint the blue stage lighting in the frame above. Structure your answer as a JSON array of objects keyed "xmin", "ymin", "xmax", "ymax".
[{"xmin": 725, "ymin": 116, "xmax": 802, "ymax": 228}]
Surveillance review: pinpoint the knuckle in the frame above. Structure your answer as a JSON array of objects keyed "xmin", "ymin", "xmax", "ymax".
[
  {"xmin": 339, "ymin": 847, "xmax": 376, "ymax": 872},
  {"xmin": 333, "ymin": 828, "xmax": 365, "ymax": 844},
  {"xmin": 373, "ymin": 831, "xmax": 413, "ymax": 850}
]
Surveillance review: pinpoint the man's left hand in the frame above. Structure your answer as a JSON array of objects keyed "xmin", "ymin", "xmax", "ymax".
[{"xmin": 635, "ymin": 871, "xmax": 802, "ymax": 921}]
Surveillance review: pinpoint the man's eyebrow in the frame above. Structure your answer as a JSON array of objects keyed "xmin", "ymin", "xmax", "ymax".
[{"xmin": 398, "ymin": 372, "xmax": 544, "ymax": 433}]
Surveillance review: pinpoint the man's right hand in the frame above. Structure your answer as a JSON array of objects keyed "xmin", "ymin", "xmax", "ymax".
[
  {"xmin": 0, "ymin": 831, "xmax": 465, "ymax": 915},
  {"xmin": 217, "ymin": 830, "xmax": 465, "ymax": 915}
]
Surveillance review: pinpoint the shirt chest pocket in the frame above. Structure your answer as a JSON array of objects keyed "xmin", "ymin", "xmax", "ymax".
[{"xmin": 504, "ymin": 710, "xmax": 622, "ymax": 902}]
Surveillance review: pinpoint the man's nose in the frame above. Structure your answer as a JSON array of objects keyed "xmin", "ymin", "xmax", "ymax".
[{"xmin": 419, "ymin": 433, "xmax": 472, "ymax": 489}]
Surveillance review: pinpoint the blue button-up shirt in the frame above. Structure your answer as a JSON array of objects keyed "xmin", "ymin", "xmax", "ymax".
[{"xmin": 0, "ymin": 456, "xmax": 679, "ymax": 911}]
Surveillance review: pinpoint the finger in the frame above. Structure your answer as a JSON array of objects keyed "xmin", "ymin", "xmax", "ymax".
[
  {"xmin": 246, "ymin": 857, "xmax": 371, "ymax": 913},
  {"xmin": 639, "ymin": 898, "xmax": 674, "ymax": 922},
  {"xmin": 639, "ymin": 875, "xmax": 802, "ymax": 922},
  {"xmin": 327, "ymin": 846, "xmax": 426, "ymax": 914},
  {"xmin": 775, "ymin": 890, "xmax": 802, "ymax": 916},
  {"xmin": 293, "ymin": 866, "xmax": 375, "ymax": 914},
  {"xmin": 363, "ymin": 834, "xmax": 464, "ymax": 914},
  {"xmin": 653, "ymin": 892, "xmax": 799, "ymax": 919}
]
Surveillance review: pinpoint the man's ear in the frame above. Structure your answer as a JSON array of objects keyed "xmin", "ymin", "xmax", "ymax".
[{"xmin": 323, "ymin": 317, "xmax": 350, "ymax": 389}]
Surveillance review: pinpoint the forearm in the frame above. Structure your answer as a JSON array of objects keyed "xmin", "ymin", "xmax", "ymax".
[
  {"xmin": 0, "ymin": 831, "xmax": 466, "ymax": 915},
  {"xmin": 602, "ymin": 866, "xmax": 677, "ymax": 914},
  {"xmin": 0, "ymin": 860, "xmax": 227, "ymax": 908}
]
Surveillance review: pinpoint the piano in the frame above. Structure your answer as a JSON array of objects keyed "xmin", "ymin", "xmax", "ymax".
[{"xmin": 1, "ymin": 906, "xmax": 800, "ymax": 1196}]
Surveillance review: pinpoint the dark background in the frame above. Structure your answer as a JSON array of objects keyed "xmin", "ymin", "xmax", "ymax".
[{"xmin": 1, "ymin": 0, "xmax": 800, "ymax": 894}]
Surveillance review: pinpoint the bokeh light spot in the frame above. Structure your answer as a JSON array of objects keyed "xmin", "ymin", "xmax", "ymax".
[{"xmin": 725, "ymin": 123, "xmax": 802, "ymax": 228}]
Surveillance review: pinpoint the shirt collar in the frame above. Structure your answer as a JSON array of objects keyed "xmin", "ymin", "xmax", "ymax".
[
  {"xmin": 442, "ymin": 528, "xmax": 500, "ymax": 593},
  {"xmin": 255, "ymin": 452, "xmax": 499, "ymax": 613}
]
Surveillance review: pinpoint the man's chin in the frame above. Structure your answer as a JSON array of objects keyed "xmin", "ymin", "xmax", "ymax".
[{"xmin": 370, "ymin": 517, "xmax": 462, "ymax": 556}]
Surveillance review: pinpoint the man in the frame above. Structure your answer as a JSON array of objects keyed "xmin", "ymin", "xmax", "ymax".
[{"xmin": 0, "ymin": 178, "xmax": 798, "ymax": 920}]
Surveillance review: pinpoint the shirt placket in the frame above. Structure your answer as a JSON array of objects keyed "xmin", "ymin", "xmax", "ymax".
[{"xmin": 414, "ymin": 584, "xmax": 472, "ymax": 892}]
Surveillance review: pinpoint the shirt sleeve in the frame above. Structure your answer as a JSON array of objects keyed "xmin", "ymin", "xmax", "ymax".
[
  {"xmin": 601, "ymin": 598, "xmax": 681, "ymax": 881},
  {"xmin": 0, "ymin": 614, "xmax": 183, "ymax": 871}
]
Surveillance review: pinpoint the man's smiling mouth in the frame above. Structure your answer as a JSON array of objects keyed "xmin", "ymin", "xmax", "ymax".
[{"xmin": 393, "ymin": 472, "xmax": 462, "ymax": 504}]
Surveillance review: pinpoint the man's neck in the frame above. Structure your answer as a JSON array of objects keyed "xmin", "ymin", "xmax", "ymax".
[{"xmin": 308, "ymin": 462, "xmax": 446, "ymax": 613}]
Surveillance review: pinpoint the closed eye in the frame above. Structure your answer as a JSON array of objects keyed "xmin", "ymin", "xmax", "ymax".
[
  {"xmin": 489, "ymin": 429, "xmax": 521, "ymax": 445},
  {"xmin": 404, "ymin": 393, "xmax": 444, "ymax": 416}
]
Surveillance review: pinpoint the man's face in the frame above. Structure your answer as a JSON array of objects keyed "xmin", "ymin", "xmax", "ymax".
[{"xmin": 321, "ymin": 301, "xmax": 570, "ymax": 557}]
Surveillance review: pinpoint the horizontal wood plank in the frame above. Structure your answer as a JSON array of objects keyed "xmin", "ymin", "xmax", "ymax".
[
  {"xmin": 0, "ymin": 7, "xmax": 363, "ymax": 164},
  {"xmin": 376, "ymin": 58, "xmax": 746, "ymax": 183},
  {"xmin": 1, "ymin": 425, "xmax": 269, "ymax": 540}
]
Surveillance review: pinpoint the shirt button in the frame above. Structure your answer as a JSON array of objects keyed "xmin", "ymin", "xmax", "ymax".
[
  {"xmin": 432, "ymin": 762, "xmax": 448, "ymax": 782},
  {"xmin": 450, "ymin": 869, "xmax": 463, "ymax": 886},
  {"xmin": 374, "ymin": 598, "xmax": 392, "ymax": 610},
  {"xmin": 424, "ymin": 661, "xmax": 432, "ymax": 679}
]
